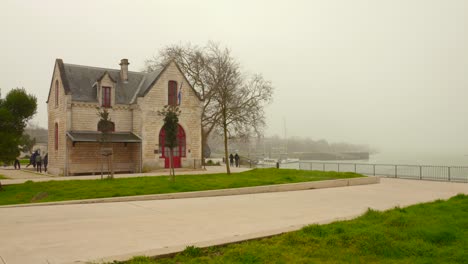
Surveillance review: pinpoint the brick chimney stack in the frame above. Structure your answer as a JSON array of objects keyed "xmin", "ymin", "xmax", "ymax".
[{"xmin": 119, "ymin": 59, "xmax": 129, "ymax": 82}]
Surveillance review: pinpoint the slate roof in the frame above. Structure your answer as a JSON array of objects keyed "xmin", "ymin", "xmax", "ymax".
[
  {"xmin": 67, "ymin": 131, "xmax": 142, "ymax": 143},
  {"xmin": 61, "ymin": 62, "xmax": 163, "ymax": 104},
  {"xmin": 47, "ymin": 58, "xmax": 202, "ymax": 105}
]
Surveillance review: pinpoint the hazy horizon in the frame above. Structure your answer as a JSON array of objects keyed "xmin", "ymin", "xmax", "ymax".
[{"xmin": 1, "ymin": 0, "xmax": 467, "ymax": 155}]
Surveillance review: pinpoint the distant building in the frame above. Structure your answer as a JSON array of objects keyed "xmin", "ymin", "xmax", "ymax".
[
  {"xmin": 21, "ymin": 127, "xmax": 48, "ymax": 157},
  {"xmin": 47, "ymin": 58, "xmax": 202, "ymax": 175}
]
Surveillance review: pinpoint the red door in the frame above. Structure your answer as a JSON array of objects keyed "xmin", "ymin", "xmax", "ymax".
[{"xmin": 159, "ymin": 125, "xmax": 186, "ymax": 168}]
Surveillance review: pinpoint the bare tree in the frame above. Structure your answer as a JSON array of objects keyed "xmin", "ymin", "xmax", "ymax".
[
  {"xmin": 206, "ymin": 45, "xmax": 273, "ymax": 173},
  {"xmin": 146, "ymin": 42, "xmax": 273, "ymax": 174}
]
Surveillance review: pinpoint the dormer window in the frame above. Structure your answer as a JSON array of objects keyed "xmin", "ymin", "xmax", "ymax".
[{"xmin": 102, "ymin": 86, "xmax": 111, "ymax": 107}]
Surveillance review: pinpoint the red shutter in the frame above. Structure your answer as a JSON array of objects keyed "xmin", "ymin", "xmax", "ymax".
[
  {"xmin": 55, "ymin": 81, "xmax": 59, "ymax": 107},
  {"xmin": 102, "ymin": 87, "xmax": 111, "ymax": 107},
  {"xmin": 168, "ymin": 81, "xmax": 177, "ymax": 106}
]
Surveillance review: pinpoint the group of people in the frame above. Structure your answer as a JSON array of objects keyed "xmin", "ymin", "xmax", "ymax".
[
  {"xmin": 23, "ymin": 150, "xmax": 48, "ymax": 173},
  {"xmin": 229, "ymin": 153, "xmax": 240, "ymax": 167}
]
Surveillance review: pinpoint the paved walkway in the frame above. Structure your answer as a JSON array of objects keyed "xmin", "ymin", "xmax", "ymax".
[
  {"xmin": 0, "ymin": 166, "xmax": 50, "ymax": 180},
  {"xmin": 0, "ymin": 166, "xmax": 251, "ymax": 185},
  {"xmin": 0, "ymin": 178, "xmax": 467, "ymax": 264}
]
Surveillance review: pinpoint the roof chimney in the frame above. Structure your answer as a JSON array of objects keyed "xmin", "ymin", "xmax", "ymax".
[{"xmin": 119, "ymin": 58, "xmax": 129, "ymax": 82}]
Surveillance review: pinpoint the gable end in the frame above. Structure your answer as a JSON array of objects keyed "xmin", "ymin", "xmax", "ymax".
[
  {"xmin": 46, "ymin": 58, "xmax": 71, "ymax": 103},
  {"xmin": 140, "ymin": 61, "xmax": 203, "ymax": 102}
]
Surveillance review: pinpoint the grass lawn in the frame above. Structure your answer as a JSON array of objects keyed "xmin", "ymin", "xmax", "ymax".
[
  {"xmin": 0, "ymin": 169, "xmax": 362, "ymax": 206},
  {"xmin": 20, "ymin": 159, "xmax": 30, "ymax": 165},
  {"xmin": 0, "ymin": 174, "xmax": 8, "ymax": 179},
  {"xmin": 119, "ymin": 194, "xmax": 468, "ymax": 264}
]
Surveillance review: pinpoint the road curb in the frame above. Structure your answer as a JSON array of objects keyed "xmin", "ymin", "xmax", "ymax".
[
  {"xmin": 0, "ymin": 176, "xmax": 380, "ymax": 208},
  {"xmin": 74, "ymin": 213, "xmax": 365, "ymax": 264}
]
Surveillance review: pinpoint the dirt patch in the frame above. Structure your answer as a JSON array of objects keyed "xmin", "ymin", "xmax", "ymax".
[{"xmin": 30, "ymin": 192, "xmax": 49, "ymax": 202}]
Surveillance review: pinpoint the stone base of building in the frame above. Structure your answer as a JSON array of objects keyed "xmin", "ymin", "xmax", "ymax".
[
  {"xmin": 142, "ymin": 158, "xmax": 203, "ymax": 172},
  {"xmin": 66, "ymin": 141, "xmax": 141, "ymax": 176}
]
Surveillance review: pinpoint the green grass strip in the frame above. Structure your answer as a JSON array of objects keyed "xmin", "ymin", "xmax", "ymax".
[
  {"xmin": 0, "ymin": 169, "xmax": 361, "ymax": 206},
  {"xmin": 120, "ymin": 194, "xmax": 468, "ymax": 264}
]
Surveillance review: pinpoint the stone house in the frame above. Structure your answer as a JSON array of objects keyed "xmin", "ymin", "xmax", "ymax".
[{"xmin": 47, "ymin": 58, "xmax": 202, "ymax": 176}]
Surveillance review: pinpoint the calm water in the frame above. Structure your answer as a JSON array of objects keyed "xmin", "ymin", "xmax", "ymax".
[{"xmin": 368, "ymin": 152, "xmax": 468, "ymax": 166}]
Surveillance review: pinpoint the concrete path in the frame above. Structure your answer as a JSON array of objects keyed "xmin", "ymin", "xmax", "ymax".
[
  {"xmin": 0, "ymin": 166, "xmax": 251, "ymax": 185},
  {"xmin": 0, "ymin": 178, "xmax": 467, "ymax": 264},
  {"xmin": 0, "ymin": 166, "xmax": 51, "ymax": 180}
]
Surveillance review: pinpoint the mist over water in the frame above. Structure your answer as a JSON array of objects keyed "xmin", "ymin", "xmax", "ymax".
[
  {"xmin": 368, "ymin": 152, "xmax": 468, "ymax": 166},
  {"xmin": 302, "ymin": 152, "xmax": 468, "ymax": 166}
]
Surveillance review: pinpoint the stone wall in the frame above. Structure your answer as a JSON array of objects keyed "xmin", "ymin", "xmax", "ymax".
[
  {"xmin": 67, "ymin": 140, "xmax": 140, "ymax": 175},
  {"xmin": 47, "ymin": 62, "xmax": 69, "ymax": 176},
  {"xmin": 71, "ymin": 103, "xmax": 132, "ymax": 132}
]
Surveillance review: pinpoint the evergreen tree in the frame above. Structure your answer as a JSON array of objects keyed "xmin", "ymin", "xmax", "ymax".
[{"xmin": 0, "ymin": 88, "xmax": 37, "ymax": 164}]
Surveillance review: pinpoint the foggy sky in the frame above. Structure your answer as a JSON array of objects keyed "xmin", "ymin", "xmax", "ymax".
[{"xmin": 1, "ymin": 0, "xmax": 467, "ymax": 154}]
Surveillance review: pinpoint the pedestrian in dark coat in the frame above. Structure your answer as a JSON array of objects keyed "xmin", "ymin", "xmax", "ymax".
[
  {"xmin": 234, "ymin": 153, "xmax": 240, "ymax": 167},
  {"xmin": 14, "ymin": 158, "xmax": 21, "ymax": 170},
  {"xmin": 35, "ymin": 154, "xmax": 42, "ymax": 173},
  {"xmin": 229, "ymin": 154, "xmax": 234, "ymax": 166},
  {"xmin": 43, "ymin": 153, "xmax": 48, "ymax": 173},
  {"xmin": 26, "ymin": 152, "xmax": 37, "ymax": 168}
]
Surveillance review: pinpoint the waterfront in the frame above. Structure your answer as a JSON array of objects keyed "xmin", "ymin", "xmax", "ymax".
[
  {"xmin": 273, "ymin": 152, "xmax": 468, "ymax": 183},
  {"xmin": 300, "ymin": 152, "xmax": 468, "ymax": 167}
]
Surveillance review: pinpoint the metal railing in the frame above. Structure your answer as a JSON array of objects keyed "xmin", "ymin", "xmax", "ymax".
[{"xmin": 256, "ymin": 161, "xmax": 468, "ymax": 183}]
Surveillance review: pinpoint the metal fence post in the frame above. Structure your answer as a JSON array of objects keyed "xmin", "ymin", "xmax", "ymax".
[
  {"xmin": 310, "ymin": 163, "xmax": 312, "ymax": 171},
  {"xmin": 419, "ymin": 166, "xmax": 422, "ymax": 180},
  {"xmin": 395, "ymin": 165, "xmax": 397, "ymax": 178},
  {"xmin": 323, "ymin": 163, "xmax": 325, "ymax": 171},
  {"xmin": 448, "ymin": 167, "xmax": 451, "ymax": 181},
  {"xmin": 337, "ymin": 163, "xmax": 340, "ymax": 172},
  {"xmin": 354, "ymin": 164, "xmax": 357, "ymax": 173},
  {"xmin": 373, "ymin": 164, "xmax": 376, "ymax": 176}
]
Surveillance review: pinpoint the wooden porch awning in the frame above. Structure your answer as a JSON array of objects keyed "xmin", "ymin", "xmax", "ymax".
[{"xmin": 66, "ymin": 131, "xmax": 142, "ymax": 143}]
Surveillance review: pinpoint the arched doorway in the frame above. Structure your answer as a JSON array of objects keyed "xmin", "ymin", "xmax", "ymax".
[{"xmin": 159, "ymin": 124, "xmax": 186, "ymax": 168}]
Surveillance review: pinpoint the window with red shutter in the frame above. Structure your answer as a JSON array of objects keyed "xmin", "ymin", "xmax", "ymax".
[
  {"xmin": 55, "ymin": 80, "xmax": 59, "ymax": 107},
  {"xmin": 168, "ymin": 81, "xmax": 177, "ymax": 106},
  {"xmin": 102, "ymin": 87, "xmax": 111, "ymax": 107}
]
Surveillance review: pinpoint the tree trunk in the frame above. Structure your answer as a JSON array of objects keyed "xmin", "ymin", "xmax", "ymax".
[
  {"xmin": 110, "ymin": 144, "xmax": 114, "ymax": 179},
  {"xmin": 222, "ymin": 108, "xmax": 230, "ymax": 174},
  {"xmin": 169, "ymin": 147, "xmax": 175, "ymax": 182},
  {"xmin": 107, "ymin": 154, "xmax": 111, "ymax": 179},
  {"xmin": 201, "ymin": 127, "xmax": 206, "ymax": 168}
]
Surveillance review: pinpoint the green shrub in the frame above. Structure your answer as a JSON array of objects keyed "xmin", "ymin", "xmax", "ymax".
[{"xmin": 181, "ymin": 246, "xmax": 202, "ymax": 257}]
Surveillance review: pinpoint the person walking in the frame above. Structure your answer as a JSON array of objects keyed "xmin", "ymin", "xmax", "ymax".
[
  {"xmin": 14, "ymin": 157, "xmax": 21, "ymax": 170},
  {"xmin": 43, "ymin": 153, "xmax": 48, "ymax": 173},
  {"xmin": 234, "ymin": 153, "xmax": 240, "ymax": 167},
  {"xmin": 229, "ymin": 153, "xmax": 234, "ymax": 166},
  {"xmin": 26, "ymin": 152, "xmax": 36, "ymax": 168},
  {"xmin": 35, "ymin": 154, "xmax": 42, "ymax": 173}
]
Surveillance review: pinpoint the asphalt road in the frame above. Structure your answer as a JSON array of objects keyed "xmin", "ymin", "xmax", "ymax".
[{"xmin": 1, "ymin": 178, "xmax": 467, "ymax": 264}]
